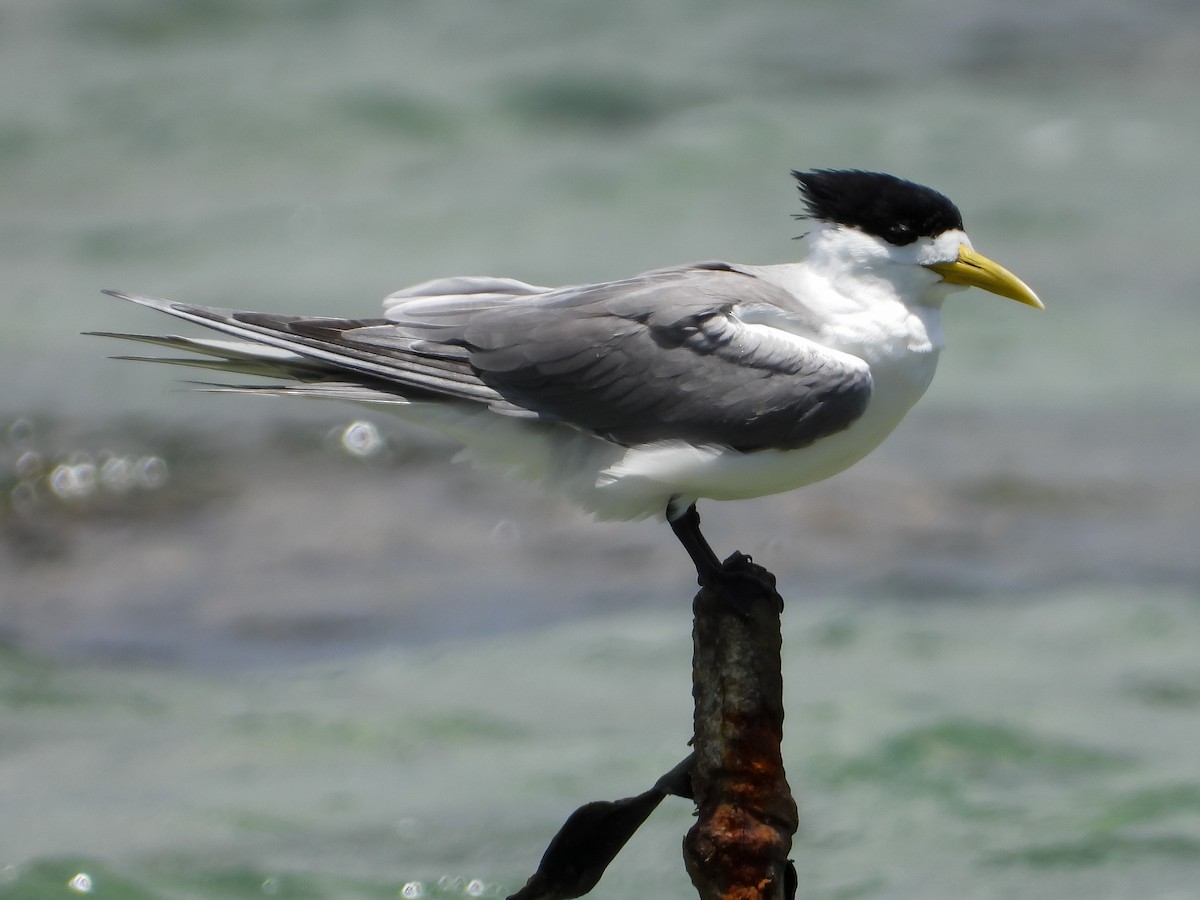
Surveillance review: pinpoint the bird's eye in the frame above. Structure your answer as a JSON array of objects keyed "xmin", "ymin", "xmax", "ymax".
[{"xmin": 887, "ymin": 223, "xmax": 916, "ymax": 245}]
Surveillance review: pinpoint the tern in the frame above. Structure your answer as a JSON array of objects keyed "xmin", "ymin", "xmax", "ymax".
[{"xmin": 95, "ymin": 169, "xmax": 1041, "ymax": 583}]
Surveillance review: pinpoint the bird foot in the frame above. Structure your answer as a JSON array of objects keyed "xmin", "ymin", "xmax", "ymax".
[
  {"xmin": 697, "ymin": 552, "xmax": 782, "ymax": 618},
  {"xmin": 668, "ymin": 502, "xmax": 782, "ymax": 616}
]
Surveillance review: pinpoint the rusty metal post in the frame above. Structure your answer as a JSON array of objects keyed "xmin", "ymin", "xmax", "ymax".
[
  {"xmin": 684, "ymin": 556, "xmax": 798, "ymax": 900},
  {"xmin": 506, "ymin": 550, "xmax": 798, "ymax": 900}
]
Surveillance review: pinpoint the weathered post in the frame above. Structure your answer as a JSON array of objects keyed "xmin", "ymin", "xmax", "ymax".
[
  {"xmin": 684, "ymin": 556, "xmax": 798, "ymax": 900},
  {"xmin": 506, "ymin": 552, "xmax": 797, "ymax": 900}
]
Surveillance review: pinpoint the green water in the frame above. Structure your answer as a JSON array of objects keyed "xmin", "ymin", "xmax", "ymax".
[
  {"xmin": 4, "ymin": 589, "xmax": 1200, "ymax": 898},
  {"xmin": 4, "ymin": 0, "xmax": 1199, "ymax": 418}
]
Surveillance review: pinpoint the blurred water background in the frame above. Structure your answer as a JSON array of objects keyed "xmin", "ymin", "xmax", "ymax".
[{"xmin": 3, "ymin": 1, "xmax": 1200, "ymax": 897}]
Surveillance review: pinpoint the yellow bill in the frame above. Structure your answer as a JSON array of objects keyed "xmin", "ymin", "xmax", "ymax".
[{"xmin": 927, "ymin": 245, "xmax": 1043, "ymax": 310}]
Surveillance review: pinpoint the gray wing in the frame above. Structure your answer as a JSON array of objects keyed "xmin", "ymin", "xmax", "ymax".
[
  {"xmin": 99, "ymin": 264, "xmax": 872, "ymax": 451},
  {"xmin": 373, "ymin": 264, "xmax": 873, "ymax": 451}
]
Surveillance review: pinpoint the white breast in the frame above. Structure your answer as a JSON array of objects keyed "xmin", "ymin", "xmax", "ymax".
[{"xmin": 591, "ymin": 259, "xmax": 946, "ymax": 517}]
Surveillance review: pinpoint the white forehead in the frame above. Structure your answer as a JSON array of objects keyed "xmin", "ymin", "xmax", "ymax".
[{"xmin": 913, "ymin": 228, "xmax": 970, "ymax": 266}]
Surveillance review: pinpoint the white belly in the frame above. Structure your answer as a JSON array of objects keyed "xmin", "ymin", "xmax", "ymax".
[
  {"xmin": 598, "ymin": 350, "xmax": 939, "ymax": 513},
  {"xmin": 386, "ymin": 345, "xmax": 941, "ymax": 522}
]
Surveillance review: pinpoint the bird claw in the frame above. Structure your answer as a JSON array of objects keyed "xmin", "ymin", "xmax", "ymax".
[
  {"xmin": 669, "ymin": 502, "xmax": 780, "ymax": 615},
  {"xmin": 696, "ymin": 552, "xmax": 782, "ymax": 618}
]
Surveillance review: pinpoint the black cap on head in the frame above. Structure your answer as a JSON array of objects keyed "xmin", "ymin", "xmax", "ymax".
[{"xmin": 792, "ymin": 169, "xmax": 964, "ymax": 246}]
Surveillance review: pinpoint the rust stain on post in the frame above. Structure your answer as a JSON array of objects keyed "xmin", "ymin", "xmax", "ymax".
[{"xmin": 684, "ymin": 559, "xmax": 799, "ymax": 900}]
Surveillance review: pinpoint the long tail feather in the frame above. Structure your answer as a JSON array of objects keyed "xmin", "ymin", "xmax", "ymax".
[{"xmin": 94, "ymin": 290, "xmax": 499, "ymax": 405}]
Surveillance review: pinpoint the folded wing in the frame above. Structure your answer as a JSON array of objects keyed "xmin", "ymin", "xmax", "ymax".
[{"xmin": 99, "ymin": 263, "xmax": 872, "ymax": 451}]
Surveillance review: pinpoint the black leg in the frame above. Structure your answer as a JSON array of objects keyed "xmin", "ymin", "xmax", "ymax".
[
  {"xmin": 667, "ymin": 503, "xmax": 777, "ymax": 614},
  {"xmin": 668, "ymin": 503, "xmax": 722, "ymax": 584}
]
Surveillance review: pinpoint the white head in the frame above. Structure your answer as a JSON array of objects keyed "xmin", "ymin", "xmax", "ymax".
[{"xmin": 793, "ymin": 170, "xmax": 1042, "ymax": 311}]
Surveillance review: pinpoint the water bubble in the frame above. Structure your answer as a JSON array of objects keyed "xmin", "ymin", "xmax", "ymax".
[
  {"xmin": 489, "ymin": 519, "xmax": 522, "ymax": 546},
  {"xmin": 66, "ymin": 872, "xmax": 93, "ymax": 893},
  {"xmin": 6, "ymin": 418, "xmax": 34, "ymax": 447},
  {"xmin": 14, "ymin": 449, "xmax": 42, "ymax": 480},
  {"xmin": 400, "ymin": 881, "xmax": 425, "ymax": 898},
  {"xmin": 72, "ymin": 463, "xmax": 98, "ymax": 494},
  {"xmin": 340, "ymin": 420, "xmax": 385, "ymax": 458},
  {"xmin": 135, "ymin": 455, "xmax": 169, "ymax": 489},
  {"xmin": 261, "ymin": 876, "xmax": 280, "ymax": 895},
  {"xmin": 100, "ymin": 455, "xmax": 136, "ymax": 493},
  {"xmin": 49, "ymin": 463, "xmax": 97, "ymax": 500},
  {"xmin": 48, "ymin": 465, "xmax": 72, "ymax": 497},
  {"xmin": 466, "ymin": 879, "xmax": 487, "ymax": 897}
]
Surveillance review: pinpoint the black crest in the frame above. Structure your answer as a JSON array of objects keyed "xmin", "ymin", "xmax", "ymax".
[{"xmin": 792, "ymin": 169, "xmax": 964, "ymax": 246}]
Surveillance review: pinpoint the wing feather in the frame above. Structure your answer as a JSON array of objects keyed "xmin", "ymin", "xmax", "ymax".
[
  {"xmin": 99, "ymin": 266, "xmax": 872, "ymax": 451},
  {"xmin": 425, "ymin": 267, "xmax": 873, "ymax": 450}
]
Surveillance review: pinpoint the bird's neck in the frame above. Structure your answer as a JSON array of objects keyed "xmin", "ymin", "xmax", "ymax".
[
  {"xmin": 823, "ymin": 300, "xmax": 944, "ymax": 364},
  {"xmin": 753, "ymin": 260, "xmax": 946, "ymax": 364}
]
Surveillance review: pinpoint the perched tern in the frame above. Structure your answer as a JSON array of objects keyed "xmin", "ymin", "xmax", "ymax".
[{"xmin": 95, "ymin": 169, "xmax": 1041, "ymax": 582}]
